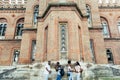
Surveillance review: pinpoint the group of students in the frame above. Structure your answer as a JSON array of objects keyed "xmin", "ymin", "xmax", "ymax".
[{"xmin": 44, "ymin": 60, "xmax": 83, "ymax": 80}]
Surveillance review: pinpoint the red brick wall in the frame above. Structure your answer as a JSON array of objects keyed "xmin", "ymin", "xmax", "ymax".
[{"xmin": 0, "ymin": 40, "xmax": 21, "ymax": 65}]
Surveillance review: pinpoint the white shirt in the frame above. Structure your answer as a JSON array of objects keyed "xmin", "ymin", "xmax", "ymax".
[
  {"xmin": 68, "ymin": 65, "xmax": 72, "ymax": 72},
  {"xmin": 75, "ymin": 65, "xmax": 81, "ymax": 74},
  {"xmin": 44, "ymin": 64, "xmax": 51, "ymax": 74}
]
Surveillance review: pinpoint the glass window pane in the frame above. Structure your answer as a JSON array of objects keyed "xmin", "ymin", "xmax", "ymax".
[
  {"xmin": 60, "ymin": 23, "xmax": 67, "ymax": 52},
  {"xmin": 16, "ymin": 18, "xmax": 24, "ymax": 36},
  {"xmin": 0, "ymin": 18, "xmax": 7, "ymax": 36},
  {"xmin": 86, "ymin": 5, "xmax": 92, "ymax": 27},
  {"xmin": 101, "ymin": 17, "xmax": 110, "ymax": 37},
  {"xmin": 33, "ymin": 5, "xmax": 39, "ymax": 25}
]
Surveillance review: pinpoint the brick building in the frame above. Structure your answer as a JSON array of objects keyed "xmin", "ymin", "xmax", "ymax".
[{"xmin": 0, "ymin": 0, "xmax": 120, "ymax": 65}]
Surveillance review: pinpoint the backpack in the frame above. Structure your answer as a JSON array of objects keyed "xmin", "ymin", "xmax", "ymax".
[{"xmin": 60, "ymin": 68, "xmax": 65, "ymax": 77}]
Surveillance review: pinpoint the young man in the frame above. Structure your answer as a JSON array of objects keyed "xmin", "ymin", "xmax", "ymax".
[
  {"xmin": 55, "ymin": 62, "xmax": 62, "ymax": 80},
  {"xmin": 67, "ymin": 60, "xmax": 74, "ymax": 80},
  {"xmin": 74, "ymin": 61, "xmax": 83, "ymax": 80},
  {"xmin": 44, "ymin": 61, "xmax": 52, "ymax": 80}
]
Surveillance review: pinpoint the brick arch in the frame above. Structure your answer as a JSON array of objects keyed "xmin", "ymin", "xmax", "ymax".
[
  {"xmin": 100, "ymin": 16, "xmax": 108, "ymax": 22},
  {"xmin": 14, "ymin": 15, "xmax": 24, "ymax": 25},
  {"xmin": 100, "ymin": 14, "xmax": 110, "ymax": 23},
  {"xmin": 100, "ymin": 15, "xmax": 110, "ymax": 25},
  {"xmin": 0, "ymin": 15, "xmax": 11, "ymax": 25},
  {"xmin": 115, "ymin": 16, "xmax": 120, "ymax": 34},
  {"xmin": 0, "ymin": 18, "xmax": 7, "ymax": 25},
  {"xmin": 100, "ymin": 16, "xmax": 109, "ymax": 27},
  {"xmin": 114, "ymin": 16, "xmax": 120, "ymax": 24}
]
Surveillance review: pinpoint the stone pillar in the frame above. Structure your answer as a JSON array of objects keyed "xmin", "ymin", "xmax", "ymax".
[
  {"xmin": 68, "ymin": 22, "xmax": 80, "ymax": 60},
  {"xmin": 91, "ymin": 0, "xmax": 101, "ymax": 28},
  {"xmin": 35, "ymin": 22, "xmax": 45, "ymax": 62},
  {"xmin": 47, "ymin": 17, "xmax": 59, "ymax": 61},
  {"xmin": 19, "ymin": 31, "xmax": 31, "ymax": 64},
  {"xmin": 39, "ymin": 0, "xmax": 47, "ymax": 16},
  {"xmin": 94, "ymin": 33, "xmax": 108, "ymax": 64},
  {"xmin": 81, "ymin": 19, "xmax": 92, "ymax": 62},
  {"xmin": 5, "ymin": 22, "xmax": 15, "ymax": 39},
  {"xmin": 77, "ymin": 0, "xmax": 86, "ymax": 15}
]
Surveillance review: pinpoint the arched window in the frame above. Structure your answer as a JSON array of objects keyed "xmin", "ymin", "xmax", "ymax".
[
  {"xmin": 100, "ymin": 17, "xmax": 110, "ymax": 38},
  {"xmin": 0, "ymin": 18, "xmax": 7, "ymax": 38},
  {"xmin": 106, "ymin": 49, "xmax": 114, "ymax": 64},
  {"xmin": 33, "ymin": 5, "xmax": 39, "ymax": 26},
  {"xmin": 86, "ymin": 5, "xmax": 92, "ymax": 27},
  {"xmin": 117, "ymin": 17, "xmax": 120, "ymax": 33},
  {"xmin": 15, "ymin": 18, "xmax": 24, "ymax": 38}
]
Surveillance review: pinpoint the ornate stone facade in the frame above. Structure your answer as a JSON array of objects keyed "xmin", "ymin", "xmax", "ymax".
[{"xmin": 0, "ymin": 0, "xmax": 120, "ymax": 65}]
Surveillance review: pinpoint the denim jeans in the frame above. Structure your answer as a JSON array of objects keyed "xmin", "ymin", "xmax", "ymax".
[
  {"xmin": 68, "ymin": 72, "xmax": 73, "ymax": 80},
  {"xmin": 76, "ymin": 73, "xmax": 81, "ymax": 80},
  {"xmin": 44, "ymin": 74, "xmax": 49, "ymax": 80},
  {"xmin": 56, "ymin": 75, "xmax": 62, "ymax": 80}
]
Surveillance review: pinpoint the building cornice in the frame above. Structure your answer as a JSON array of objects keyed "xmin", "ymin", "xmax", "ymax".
[
  {"xmin": 89, "ymin": 27, "xmax": 103, "ymax": 30},
  {"xmin": 0, "ymin": 4, "xmax": 26, "ymax": 11},
  {"xmin": 104, "ymin": 38, "xmax": 120, "ymax": 40},
  {"xmin": 0, "ymin": 39, "xmax": 21, "ymax": 41},
  {"xmin": 99, "ymin": 6, "xmax": 120, "ymax": 9},
  {"xmin": 37, "ymin": 2, "xmax": 87, "ymax": 19},
  {"xmin": 22, "ymin": 28, "xmax": 37, "ymax": 31}
]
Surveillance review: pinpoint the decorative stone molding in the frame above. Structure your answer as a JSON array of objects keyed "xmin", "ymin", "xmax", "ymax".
[
  {"xmin": 37, "ymin": 2, "xmax": 87, "ymax": 19},
  {"xmin": 0, "ymin": 4, "xmax": 26, "ymax": 11},
  {"xmin": 104, "ymin": 38, "xmax": 120, "ymax": 40},
  {"xmin": 99, "ymin": 5, "xmax": 120, "ymax": 9}
]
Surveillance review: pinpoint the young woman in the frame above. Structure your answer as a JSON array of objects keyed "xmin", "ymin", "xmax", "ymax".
[{"xmin": 74, "ymin": 61, "xmax": 83, "ymax": 80}]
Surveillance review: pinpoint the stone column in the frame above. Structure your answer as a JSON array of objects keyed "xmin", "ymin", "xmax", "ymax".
[
  {"xmin": 47, "ymin": 17, "xmax": 59, "ymax": 61},
  {"xmin": 19, "ymin": 31, "xmax": 31, "ymax": 64},
  {"xmin": 81, "ymin": 19, "xmax": 92, "ymax": 62},
  {"xmin": 39, "ymin": 0, "xmax": 47, "ymax": 16},
  {"xmin": 68, "ymin": 22, "xmax": 80, "ymax": 60},
  {"xmin": 35, "ymin": 22, "xmax": 45, "ymax": 62}
]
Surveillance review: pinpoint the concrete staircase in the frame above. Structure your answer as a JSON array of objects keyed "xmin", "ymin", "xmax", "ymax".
[{"xmin": 0, "ymin": 60, "xmax": 120, "ymax": 80}]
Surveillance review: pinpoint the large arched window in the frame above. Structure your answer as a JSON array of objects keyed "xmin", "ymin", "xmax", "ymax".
[
  {"xmin": 0, "ymin": 18, "xmax": 7, "ymax": 39},
  {"xmin": 86, "ymin": 5, "xmax": 92, "ymax": 27},
  {"xmin": 15, "ymin": 18, "xmax": 24, "ymax": 39},
  {"xmin": 100, "ymin": 17, "xmax": 110, "ymax": 38},
  {"xmin": 117, "ymin": 17, "xmax": 120, "ymax": 33},
  {"xmin": 33, "ymin": 5, "xmax": 39, "ymax": 26}
]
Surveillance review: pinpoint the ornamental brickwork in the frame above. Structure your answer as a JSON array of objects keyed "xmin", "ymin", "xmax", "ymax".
[{"xmin": 0, "ymin": 0, "xmax": 120, "ymax": 65}]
